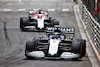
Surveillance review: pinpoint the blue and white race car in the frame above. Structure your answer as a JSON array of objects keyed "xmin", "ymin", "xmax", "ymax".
[
  {"xmin": 20, "ymin": 10, "xmax": 59, "ymax": 31},
  {"xmin": 25, "ymin": 26, "xmax": 86, "ymax": 60}
]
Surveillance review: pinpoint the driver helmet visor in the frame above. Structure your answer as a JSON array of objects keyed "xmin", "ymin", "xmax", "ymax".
[
  {"xmin": 49, "ymin": 35, "xmax": 53, "ymax": 39},
  {"xmin": 60, "ymin": 35, "xmax": 64, "ymax": 40}
]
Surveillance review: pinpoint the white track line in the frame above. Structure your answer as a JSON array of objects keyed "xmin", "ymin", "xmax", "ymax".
[
  {"xmin": 33, "ymin": 8, "xmax": 40, "ymax": 10},
  {"xmin": 18, "ymin": 3, "xmax": 23, "ymax": 5},
  {"xmin": 4, "ymin": 9, "xmax": 11, "ymax": 11},
  {"xmin": 7, "ymin": 3, "xmax": 12, "ymax": 5},
  {"xmin": 19, "ymin": 0, "xmax": 22, "ymax": 2},
  {"xmin": 62, "ymin": 9, "xmax": 69, "ymax": 11},
  {"xmin": 48, "ymin": 9, "xmax": 55, "ymax": 11},
  {"xmin": 7, "ymin": 26, "xmax": 19, "ymax": 28},
  {"xmin": 18, "ymin": 9, "xmax": 26, "ymax": 11},
  {"xmin": 9, "ymin": 32, "xmax": 24, "ymax": 54},
  {"xmin": 33, "ymin": 9, "xmax": 38, "ymax": 10},
  {"xmin": 9, "ymin": 38, "xmax": 20, "ymax": 53}
]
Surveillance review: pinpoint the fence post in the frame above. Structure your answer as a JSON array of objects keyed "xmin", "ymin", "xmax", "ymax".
[
  {"xmin": 91, "ymin": 0, "xmax": 95, "ymax": 17},
  {"xmin": 97, "ymin": 0, "xmax": 100, "ymax": 23}
]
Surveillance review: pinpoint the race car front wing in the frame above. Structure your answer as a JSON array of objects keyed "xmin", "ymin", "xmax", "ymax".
[{"xmin": 25, "ymin": 51, "xmax": 80, "ymax": 59}]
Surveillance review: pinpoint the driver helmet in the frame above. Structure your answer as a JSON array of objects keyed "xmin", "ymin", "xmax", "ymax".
[
  {"xmin": 54, "ymin": 25, "xmax": 60, "ymax": 32},
  {"xmin": 60, "ymin": 35, "xmax": 65, "ymax": 40},
  {"xmin": 49, "ymin": 35, "xmax": 53, "ymax": 39}
]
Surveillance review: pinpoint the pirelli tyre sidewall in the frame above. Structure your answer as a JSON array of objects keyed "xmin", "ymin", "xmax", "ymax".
[
  {"xmin": 20, "ymin": 17, "xmax": 29, "ymax": 30},
  {"xmin": 71, "ymin": 41, "xmax": 82, "ymax": 60},
  {"xmin": 76, "ymin": 39, "xmax": 86, "ymax": 57},
  {"xmin": 25, "ymin": 40, "xmax": 37, "ymax": 59}
]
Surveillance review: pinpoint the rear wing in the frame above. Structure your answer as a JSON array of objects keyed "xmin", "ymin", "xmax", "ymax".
[
  {"xmin": 46, "ymin": 27, "xmax": 75, "ymax": 39},
  {"xmin": 28, "ymin": 10, "xmax": 48, "ymax": 16},
  {"xmin": 46, "ymin": 27, "xmax": 75, "ymax": 34}
]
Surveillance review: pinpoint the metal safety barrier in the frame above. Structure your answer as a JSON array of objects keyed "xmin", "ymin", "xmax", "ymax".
[{"xmin": 76, "ymin": 0, "xmax": 100, "ymax": 54}]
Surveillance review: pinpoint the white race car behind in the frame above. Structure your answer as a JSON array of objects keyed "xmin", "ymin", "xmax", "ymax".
[{"xmin": 20, "ymin": 10, "xmax": 59, "ymax": 31}]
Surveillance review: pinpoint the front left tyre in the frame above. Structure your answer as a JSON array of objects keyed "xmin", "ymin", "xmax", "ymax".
[
  {"xmin": 25, "ymin": 40, "xmax": 37, "ymax": 59},
  {"xmin": 20, "ymin": 17, "xmax": 29, "ymax": 31}
]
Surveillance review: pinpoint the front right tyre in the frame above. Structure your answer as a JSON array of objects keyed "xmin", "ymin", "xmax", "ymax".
[
  {"xmin": 71, "ymin": 42, "xmax": 82, "ymax": 61},
  {"xmin": 76, "ymin": 39, "xmax": 86, "ymax": 57}
]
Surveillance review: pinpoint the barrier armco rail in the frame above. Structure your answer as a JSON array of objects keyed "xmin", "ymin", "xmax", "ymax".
[{"xmin": 76, "ymin": 0, "xmax": 100, "ymax": 54}]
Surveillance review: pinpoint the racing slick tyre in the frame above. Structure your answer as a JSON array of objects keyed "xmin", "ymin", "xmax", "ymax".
[
  {"xmin": 76, "ymin": 39, "xmax": 86, "ymax": 57},
  {"xmin": 20, "ymin": 17, "xmax": 29, "ymax": 31},
  {"xmin": 52, "ymin": 20, "xmax": 59, "ymax": 26},
  {"xmin": 25, "ymin": 40, "xmax": 37, "ymax": 59},
  {"xmin": 49, "ymin": 17, "xmax": 52, "ymax": 22},
  {"xmin": 20, "ymin": 18, "xmax": 23, "ymax": 29},
  {"xmin": 71, "ymin": 42, "xmax": 82, "ymax": 61},
  {"xmin": 29, "ymin": 16, "xmax": 31, "ymax": 21},
  {"xmin": 51, "ymin": 18, "xmax": 56, "ymax": 23}
]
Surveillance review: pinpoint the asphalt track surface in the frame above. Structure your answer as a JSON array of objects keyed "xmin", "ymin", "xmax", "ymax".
[{"xmin": 0, "ymin": 0, "xmax": 92, "ymax": 67}]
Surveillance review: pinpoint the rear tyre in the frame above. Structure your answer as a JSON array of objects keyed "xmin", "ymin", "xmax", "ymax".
[
  {"xmin": 25, "ymin": 40, "xmax": 37, "ymax": 59},
  {"xmin": 51, "ymin": 18, "xmax": 56, "ymax": 24},
  {"xmin": 76, "ymin": 39, "xmax": 86, "ymax": 57},
  {"xmin": 71, "ymin": 42, "xmax": 82, "ymax": 61},
  {"xmin": 29, "ymin": 17, "xmax": 31, "ymax": 21},
  {"xmin": 52, "ymin": 20, "xmax": 59, "ymax": 26},
  {"xmin": 51, "ymin": 18, "xmax": 56, "ymax": 21},
  {"xmin": 49, "ymin": 17, "xmax": 52, "ymax": 22}
]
